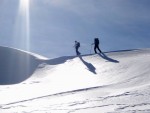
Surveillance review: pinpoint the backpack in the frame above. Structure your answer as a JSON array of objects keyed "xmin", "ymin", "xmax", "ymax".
[
  {"xmin": 77, "ymin": 42, "xmax": 80, "ymax": 47},
  {"xmin": 94, "ymin": 38, "xmax": 99, "ymax": 45}
]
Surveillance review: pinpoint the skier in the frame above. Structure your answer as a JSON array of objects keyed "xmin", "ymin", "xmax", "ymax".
[
  {"xmin": 92, "ymin": 38, "xmax": 102, "ymax": 54},
  {"xmin": 74, "ymin": 41, "xmax": 80, "ymax": 55}
]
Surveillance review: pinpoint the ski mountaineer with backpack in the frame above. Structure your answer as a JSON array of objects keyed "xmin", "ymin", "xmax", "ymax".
[
  {"xmin": 74, "ymin": 41, "xmax": 81, "ymax": 55},
  {"xmin": 92, "ymin": 38, "xmax": 102, "ymax": 54}
]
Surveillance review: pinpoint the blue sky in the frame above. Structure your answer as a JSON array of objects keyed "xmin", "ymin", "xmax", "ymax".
[{"xmin": 0, "ymin": 0, "xmax": 150, "ymax": 58}]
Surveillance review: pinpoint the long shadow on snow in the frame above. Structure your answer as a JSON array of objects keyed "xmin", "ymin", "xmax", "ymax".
[
  {"xmin": 44, "ymin": 56, "xmax": 96, "ymax": 74},
  {"xmin": 78, "ymin": 55, "xmax": 96, "ymax": 74},
  {"xmin": 99, "ymin": 52, "xmax": 119, "ymax": 63},
  {"xmin": 44, "ymin": 56, "xmax": 76, "ymax": 65}
]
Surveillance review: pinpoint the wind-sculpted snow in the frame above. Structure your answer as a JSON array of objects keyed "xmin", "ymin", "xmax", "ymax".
[
  {"xmin": 0, "ymin": 46, "xmax": 44, "ymax": 85},
  {"xmin": 0, "ymin": 47, "xmax": 150, "ymax": 113}
]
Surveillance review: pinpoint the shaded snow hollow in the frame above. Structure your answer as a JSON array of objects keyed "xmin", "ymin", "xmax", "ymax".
[
  {"xmin": 0, "ymin": 46, "xmax": 150, "ymax": 113},
  {"xmin": 0, "ymin": 46, "xmax": 46, "ymax": 85}
]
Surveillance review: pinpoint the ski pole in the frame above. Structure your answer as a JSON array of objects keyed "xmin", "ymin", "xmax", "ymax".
[{"xmin": 90, "ymin": 44, "xmax": 93, "ymax": 54}]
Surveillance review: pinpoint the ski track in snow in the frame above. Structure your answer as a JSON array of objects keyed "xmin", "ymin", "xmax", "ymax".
[{"xmin": 1, "ymin": 85, "xmax": 150, "ymax": 113}]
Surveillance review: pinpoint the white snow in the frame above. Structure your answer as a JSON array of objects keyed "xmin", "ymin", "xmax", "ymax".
[{"xmin": 0, "ymin": 46, "xmax": 150, "ymax": 113}]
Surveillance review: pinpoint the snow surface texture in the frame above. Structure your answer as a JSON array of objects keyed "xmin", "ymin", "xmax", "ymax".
[{"xmin": 0, "ymin": 46, "xmax": 150, "ymax": 113}]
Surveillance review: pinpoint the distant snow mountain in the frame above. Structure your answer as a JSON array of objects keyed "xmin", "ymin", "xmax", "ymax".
[{"xmin": 0, "ymin": 46, "xmax": 150, "ymax": 113}]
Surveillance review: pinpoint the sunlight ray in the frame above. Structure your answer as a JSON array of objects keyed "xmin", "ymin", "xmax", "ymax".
[
  {"xmin": 14, "ymin": 0, "xmax": 30, "ymax": 51},
  {"xmin": 20, "ymin": 0, "xmax": 30, "ymax": 50}
]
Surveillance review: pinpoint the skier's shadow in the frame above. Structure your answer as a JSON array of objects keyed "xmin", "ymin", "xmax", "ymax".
[
  {"xmin": 78, "ymin": 55, "xmax": 96, "ymax": 74},
  {"xmin": 99, "ymin": 52, "xmax": 119, "ymax": 63}
]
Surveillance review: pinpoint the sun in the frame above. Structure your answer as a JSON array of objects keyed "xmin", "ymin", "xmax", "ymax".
[{"xmin": 20, "ymin": 0, "xmax": 30, "ymax": 12}]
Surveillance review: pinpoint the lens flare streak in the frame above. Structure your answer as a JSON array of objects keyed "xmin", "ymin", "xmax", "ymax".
[{"xmin": 19, "ymin": 0, "xmax": 30, "ymax": 50}]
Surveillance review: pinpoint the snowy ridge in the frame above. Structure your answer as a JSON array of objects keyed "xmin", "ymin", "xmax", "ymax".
[
  {"xmin": 0, "ymin": 46, "xmax": 150, "ymax": 113},
  {"xmin": 0, "ymin": 46, "xmax": 46, "ymax": 85}
]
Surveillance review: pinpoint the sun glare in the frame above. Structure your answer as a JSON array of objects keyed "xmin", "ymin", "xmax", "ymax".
[{"xmin": 20, "ymin": 0, "xmax": 30, "ymax": 12}]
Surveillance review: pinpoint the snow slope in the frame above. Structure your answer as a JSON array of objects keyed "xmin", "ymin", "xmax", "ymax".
[
  {"xmin": 0, "ymin": 46, "xmax": 46, "ymax": 85},
  {"xmin": 0, "ymin": 46, "xmax": 150, "ymax": 113}
]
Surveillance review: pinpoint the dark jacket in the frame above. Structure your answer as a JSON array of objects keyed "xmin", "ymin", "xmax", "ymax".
[{"xmin": 94, "ymin": 38, "xmax": 99, "ymax": 45}]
